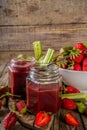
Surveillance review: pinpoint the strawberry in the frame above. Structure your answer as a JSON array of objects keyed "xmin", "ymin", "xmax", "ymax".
[
  {"xmin": 69, "ymin": 48, "xmax": 84, "ymax": 63},
  {"xmin": 62, "ymin": 98, "xmax": 77, "ymax": 110},
  {"xmin": 64, "ymin": 112, "xmax": 79, "ymax": 126},
  {"xmin": 4, "ymin": 112, "xmax": 17, "ymax": 129},
  {"xmin": 82, "ymin": 57, "xmax": 87, "ymax": 71},
  {"xmin": 73, "ymin": 52, "xmax": 84, "ymax": 63},
  {"xmin": 16, "ymin": 100, "xmax": 27, "ymax": 114},
  {"xmin": 74, "ymin": 63, "xmax": 81, "ymax": 71},
  {"xmin": 35, "ymin": 111, "xmax": 51, "ymax": 127},
  {"xmin": 65, "ymin": 85, "xmax": 80, "ymax": 93},
  {"xmin": 74, "ymin": 42, "xmax": 86, "ymax": 51}
]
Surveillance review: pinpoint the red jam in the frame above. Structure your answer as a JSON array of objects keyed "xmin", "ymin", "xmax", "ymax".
[
  {"xmin": 26, "ymin": 64, "xmax": 62, "ymax": 114},
  {"xmin": 26, "ymin": 82, "xmax": 61, "ymax": 114},
  {"xmin": 8, "ymin": 59, "xmax": 35, "ymax": 99}
]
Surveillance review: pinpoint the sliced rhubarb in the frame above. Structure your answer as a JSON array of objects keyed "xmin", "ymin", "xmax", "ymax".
[
  {"xmin": 59, "ymin": 93, "xmax": 87, "ymax": 101},
  {"xmin": 33, "ymin": 41, "xmax": 42, "ymax": 60},
  {"xmin": 42, "ymin": 48, "xmax": 54, "ymax": 65}
]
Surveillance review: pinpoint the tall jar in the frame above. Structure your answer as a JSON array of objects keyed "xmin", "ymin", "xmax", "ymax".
[
  {"xmin": 26, "ymin": 64, "xmax": 62, "ymax": 114},
  {"xmin": 8, "ymin": 58, "xmax": 35, "ymax": 99}
]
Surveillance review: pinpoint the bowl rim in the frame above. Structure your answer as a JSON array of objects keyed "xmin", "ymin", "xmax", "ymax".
[{"xmin": 59, "ymin": 68, "xmax": 87, "ymax": 73}]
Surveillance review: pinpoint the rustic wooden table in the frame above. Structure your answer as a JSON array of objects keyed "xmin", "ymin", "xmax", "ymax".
[{"xmin": 0, "ymin": 60, "xmax": 87, "ymax": 130}]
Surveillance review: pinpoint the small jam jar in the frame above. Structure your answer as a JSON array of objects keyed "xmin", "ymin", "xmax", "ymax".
[
  {"xmin": 26, "ymin": 64, "xmax": 62, "ymax": 114},
  {"xmin": 8, "ymin": 58, "xmax": 35, "ymax": 99}
]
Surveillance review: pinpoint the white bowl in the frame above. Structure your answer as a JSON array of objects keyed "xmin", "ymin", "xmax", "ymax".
[{"xmin": 59, "ymin": 68, "xmax": 87, "ymax": 92}]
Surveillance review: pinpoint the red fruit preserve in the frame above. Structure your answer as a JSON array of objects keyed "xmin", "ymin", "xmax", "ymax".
[
  {"xmin": 26, "ymin": 64, "xmax": 62, "ymax": 114},
  {"xmin": 8, "ymin": 58, "xmax": 35, "ymax": 99}
]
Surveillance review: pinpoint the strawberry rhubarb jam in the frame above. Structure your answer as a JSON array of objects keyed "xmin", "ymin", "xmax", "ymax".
[
  {"xmin": 8, "ymin": 58, "xmax": 35, "ymax": 99},
  {"xmin": 26, "ymin": 64, "xmax": 62, "ymax": 114}
]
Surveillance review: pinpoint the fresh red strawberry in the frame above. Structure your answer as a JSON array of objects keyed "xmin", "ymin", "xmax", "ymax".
[
  {"xmin": 74, "ymin": 63, "xmax": 81, "ymax": 71},
  {"xmin": 64, "ymin": 112, "xmax": 79, "ymax": 126},
  {"xmin": 82, "ymin": 57, "xmax": 87, "ymax": 71},
  {"xmin": 65, "ymin": 85, "xmax": 80, "ymax": 93},
  {"xmin": 16, "ymin": 100, "xmax": 27, "ymax": 114},
  {"xmin": 4, "ymin": 112, "xmax": 17, "ymax": 129},
  {"xmin": 74, "ymin": 42, "xmax": 86, "ymax": 51},
  {"xmin": 72, "ymin": 52, "xmax": 84, "ymax": 63},
  {"xmin": 69, "ymin": 48, "xmax": 84, "ymax": 63},
  {"xmin": 35, "ymin": 111, "xmax": 51, "ymax": 127},
  {"xmin": 62, "ymin": 98, "xmax": 77, "ymax": 110}
]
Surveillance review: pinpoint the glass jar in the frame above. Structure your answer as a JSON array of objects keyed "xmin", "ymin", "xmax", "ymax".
[
  {"xmin": 26, "ymin": 64, "xmax": 62, "ymax": 114},
  {"xmin": 8, "ymin": 58, "xmax": 35, "ymax": 99}
]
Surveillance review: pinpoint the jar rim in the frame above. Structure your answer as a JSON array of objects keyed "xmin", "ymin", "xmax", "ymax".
[
  {"xmin": 10, "ymin": 57, "xmax": 35, "ymax": 70},
  {"xmin": 28, "ymin": 64, "xmax": 62, "ymax": 84},
  {"xmin": 30, "ymin": 63, "xmax": 58, "ymax": 71}
]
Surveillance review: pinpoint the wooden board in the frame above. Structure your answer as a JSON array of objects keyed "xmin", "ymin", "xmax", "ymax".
[
  {"xmin": 59, "ymin": 109, "xmax": 84, "ymax": 130},
  {"xmin": 0, "ymin": 61, "xmax": 9, "ymax": 86},
  {"xmin": 1, "ymin": 24, "xmax": 87, "ymax": 53},
  {"xmin": 0, "ymin": 61, "xmax": 8, "ymax": 77},
  {"xmin": 15, "ymin": 111, "xmax": 54, "ymax": 130},
  {"xmin": 0, "ymin": 0, "xmax": 87, "ymax": 25}
]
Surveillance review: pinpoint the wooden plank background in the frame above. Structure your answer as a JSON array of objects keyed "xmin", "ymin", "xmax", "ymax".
[
  {"xmin": 0, "ymin": 0, "xmax": 87, "ymax": 59},
  {"xmin": 0, "ymin": 0, "xmax": 87, "ymax": 25}
]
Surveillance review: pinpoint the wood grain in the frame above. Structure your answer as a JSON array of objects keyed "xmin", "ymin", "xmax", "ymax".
[
  {"xmin": 1, "ymin": 24, "xmax": 87, "ymax": 53},
  {"xmin": 0, "ymin": 61, "xmax": 8, "ymax": 77},
  {"xmin": 0, "ymin": 0, "xmax": 87, "ymax": 59},
  {"xmin": 0, "ymin": 0, "xmax": 87, "ymax": 25},
  {"xmin": 81, "ymin": 114, "xmax": 87, "ymax": 130},
  {"xmin": 0, "ymin": 61, "xmax": 9, "ymax": 86},
  {"xmin": 0, "ymin": 52, "xmax": 34, "ymax": 60}
]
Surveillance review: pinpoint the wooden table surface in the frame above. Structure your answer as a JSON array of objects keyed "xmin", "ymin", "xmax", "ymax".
[{"xmin": 0, "ymin": 60, "xmax": 87, "ymax": 130}]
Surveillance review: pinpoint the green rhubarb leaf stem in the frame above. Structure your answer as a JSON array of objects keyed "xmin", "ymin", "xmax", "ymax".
[
  {"xmin": 76, "ymin": 102, "xmax": 86, "ymax": 113},
  {"xmin": 33, "ymin": 41, "xmax": 42, "ymax": 60},
  {"xmin": 42, "ymin": 48, "xmax": 54, "ymax": 65}
]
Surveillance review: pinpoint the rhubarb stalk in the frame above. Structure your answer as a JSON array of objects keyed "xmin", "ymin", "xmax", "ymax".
[{"xmin": 59, "ymin": 93, "xmax": 87, "ymax": 101}]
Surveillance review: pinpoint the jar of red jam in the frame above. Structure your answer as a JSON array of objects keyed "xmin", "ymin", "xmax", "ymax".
[
  {"xmin": 8, "ymin": 58, "xmax": 35, "ymax": 99},
  {"xmin": 26, "ymin": 64, "xmax": 62, "ymax": 114}
]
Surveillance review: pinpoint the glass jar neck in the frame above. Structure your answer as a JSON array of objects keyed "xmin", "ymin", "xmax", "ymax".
[
  {"xmin": 10, "ymin": 58, "xmax": 35, "ymax": 71},
  {"xmin": 29, "ymin": 64, "xmax": 61, "ymax": 84}
]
